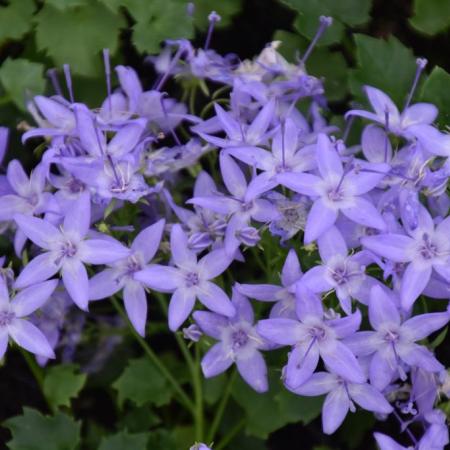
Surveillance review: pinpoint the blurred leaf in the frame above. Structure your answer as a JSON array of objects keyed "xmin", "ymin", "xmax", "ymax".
[
  {"xmin": 35, "ymin": 1, "xmax": 125, "ymax": 76},
  {"xmin": 113, "ymin": 357, "xmax": 174, "ymax": 407},
  {"xmin": 349, "ymin": 34, "xmax": 416, "ymax": 105},
  {"xmin": 420, "ymin": 66, "xmax": 450, "ymax": 126},
  {"xmin": 5, "ymin": 408, "xmax": 81, "ymax": 450},
  {"xmin": 46, "ymin": 0, "xmax": 87, "ymax": 10},
  {"xmin": 274, "ymin": 30, "xmax": 348, "ymax": 101},
  {"xmin": 282, "ymin": 0, "xmax": 371, "ymax": 46},
  {"xmin": 409, "ymin": 0, "xmax": 450, "ymax": 36},
  {"xmin": 193, "ymin": 0, "xmax": 242, "ymax": 30},
  {"xmin": 146, "ymin": 429, "xmax": 178, "ymax": 450},
  {"xmin": 123, "ymin": 0, "xmax": 194, "ymax": 54},
  {"xmin": 117, "ymin": 405, "xmax": 161, "ymax": 432},
  {"xmin": 338, "ymin": 410, "xmax": 376, "ymax": 449},
  {"xmin": 274, "ymin": 388, "xmax": 324, "ymax": 425},
  {"xmin": 0, "ymin": 0, "xmax": 35, "ymax": 43},
  {"xmin": 43, "ymin": 364, "xmax": 87, "ymax": 409},
  {"xmin": 430, "ymin": 326, "xmax": 448, "ymax": 349},
  {"xmin": 203, "ymin": 373, "xmax": 227, "ymax": 405},
  {"xmin": 174, "ymin": 425, "xmax": 195, "ymax": 449},
  {"xmin": 0, "ymin": 58, "xmax": 46, "ymax": 110},
  {"xmin": 98, "ymin": 431, "xmax": 148, "ymax": 450}
]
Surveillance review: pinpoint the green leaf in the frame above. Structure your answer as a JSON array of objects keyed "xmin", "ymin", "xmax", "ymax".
[
  {"xmin": 0, "ymin": 58, "xmax": 46, "ymax": 110},
  {"xmin": 282, "ymin": 0, "xmax": 371, "ymax": 46},
  {"xmin": 273, "ymin": 30, "xmax": 348, "ymax": 101},
  {"xmin": 122, "ymin": 0, "xmax": 194, "ymax": 54},
  {"xmin": 193, "ymin": 0, "xmax": 242, "ymax": 30},
  {"xmin": 274, "ymin": 388, "xmax": 324, "ymax": 425},
  {"xmin": 35, "ymin": 1, "xmax": 125, "ymax": 76},
  {"xmin": 420, "ymin": 66, "xmax": 450, "ymax": 126},
  {"xmin": 349, "ymin": 34, "xmax": 416, "ymax": 105},
  {"xmin": 430, "ymin": 326, "xmax": 448, "ymax": 349},
  {"xmin": 203, "ymin": 373, "xmax": 227, "ymax": 405},
  {"xmin": 5, "ymin": 407, "xmax": 81, "ymax": 450},
  {"xmin": 113, "ymin": 357, "xmax": 174, "ymax": 407},
  {"xmin": 0, "ymin": 0, "xmax": 35, "ymax": 43},
  {"xmin": 46, "ymin": 0, "xmax": 87, "ymax": 10},
  {"xmin": 409, "ymin": 0, "xmax": 450, "ymax": 35},
  {"xmin": 146, "ymin": 430, "xmax": 177, "ymax": 450},
  {"xmin": 43, "ymin": 364, "xmax": 87, "ymax": 409},
  {"xmin": 98, "ymin": 431, "xmax": 148, "ymax": 450}
]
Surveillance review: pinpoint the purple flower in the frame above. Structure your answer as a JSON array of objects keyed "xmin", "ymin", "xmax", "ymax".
[
  {"xmin": 257, "ymin": 286, "xmax": 364, "ymax": 388},
  {"xmin": 0, "ymin": 278, "xmax": 57, "ymax": 360},
  {"xmin": 291, "ymin": 371, "xmax": 392, "ymax": 434},
  {"xmin": 362, "ymin": 205, "xmax": 450, "ymax": 309},
  {"xmin": 194, "ymin": 288, "xmax": 270, "ymax": 392},
  {"xmin": 190, "ymin": 444, "xmax": 212, "ymax": 450},
  {"xmin": 134, "ymin": 224, "xmax": 235, "ymax": 331},
  {"xmin": 89, "ymin": 219, "xmax": 165, "ymax": 336},
  {"xmin": 345, "ymin": 286, "xmax": 448, "ymax": 391},
  {"xmin": 14, "ymin": 193, "xmax": 130, "ymax": 310},
  {"xmin": 278, "ymin": 133, "xmax": 387, "ymax": 243},
  {"xmin": 238, "ymin": 248, "xmax": 303, "ymax": 319},
  {"xmin": 301, "ymin": 226, "xmax": 382, "ymax": 313}
]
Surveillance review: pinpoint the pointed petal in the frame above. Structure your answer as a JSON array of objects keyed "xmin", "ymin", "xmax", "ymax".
[
  {"xmin": 131, "ymin": 219, "xmax": 165, "ymax": 263},
  {"xmin": 236, "ymin": 350, "xmax": 268, "ymax": 392},
  {"xmin": 12, "ymin": 279, "xmax": 58, "ymax": 317},
  {"xmin": 328, "ymin": 310, "xmax": 362, "ymax": 339},
  {"xmin": 285, "ymin": 341, "xmax": 320, "ymax": 389},
  {"xmin": 14, "ymin": 253, "xmax": 60, "ymax": 289},
  {"xmin": 73, "ymin": 103, "xmax": 105, "ymax": 156},
  {"xmin": 197, "ymin": 249, "xmax": 232, "ymax": 280},
  {"xmin": 197, "ymin": 282, "xmax": 235, "ymax": 317},
  {"xmin": 374, "ymin": 433, "xmax": 408, "ymax": 450},
  {"xmin": 281, "ymin": 249, "xmax": 302, "ymax": 286},
  {"xmin": 62, "ymin": 259, "xmax": 89, "ymax": 310},
  {"xmin": 400, "ymin": 263, "xmax": 432, "ymax": 310},
  {"xmin": 317, "ymin": 226, "xmax": 348, "ymax": 262},
  {"xmin": 257, "ymin": 318, "xmax": 307, "ymax": 345},
  {"xmin": 397, "ymin": 343, "xmax": 443, "ymax": 372},
  {"xmin": 187, "ymin": 195, "xmax": 237, "ymax": 215},
  {"xmin": 80, "ymin": 238, "xmax": 130, "ymax": 265},
  {"xmin": 34, "ymin": 95, "xmax": 75, "ymax": 129},
  {"xmin": 316, "ymin": 133, "xmax": 343, "ymax": 180},
  {"xmin": 291, "ymin": 372, "xmax": 337, "ymax": 396},
  {"xmin": 361, "ymin": 234, "xmax": 413, "ymax": 262},
  {"xmin": 361, "ymin": 125, "xmax": 391, "ymax": 163},
  {"xmin": 63, "ymin": 191, "xmax": 90, "ymax": 237},
  {"xmin": 344, "ymin": 168, "xmax": 387, "ymax": 195},
  {"xmin": 277, "ymin": 172, "xmax": 321, "ymax": 196},
  {"xmin": 0, "ymin": 330, "xmax": 8, "ymax": 360},
  {"xmin": 343, "ymin": 331, "xmax": 381, "ymax": 356},
  {"xmin": 320, "ymin": 340, "xmax": 365, "ymax": 383},
  {"xmin": 300, "ymin": 266, "xmax": 331, "ymax": 293},
  {"xmin": 123, "ymin": 282, "xmax": 147, "ymax": 336},
  {"xmin": 170, "ymin": 224, "xmax": 197, "ymax": 270},
  {"xmin": 0, "ymin": 196, "xmax": 29, "ymax": 221},
  {"xmin": 193, "ymin": 310, "xmax": 228, "ymax": 339},
  {"xmin": 168, "ymin": 288, "xmax": 196, "ymax": 331},
  {"xmin": 364, "ymin": 86, "xmax": 399, "ymax": 123},
  {"xmin": 246, "ymin": 98, "xmax": 275, "ymax": 144},
  {"xmin": 237, "ymin": 283, "xmax": 281, "ymax": 301},
  {"xmin": 107, "ymin": 119, "xmax": 145, "ymax": 158},
  {"xmin": 369, "ymin": 285, "xmax": 401, "ymax": 329},
  {"xmin": 304, "ymin": 199, "xmax": 338, "ymax": 244},
  {"xmin": 201, "ymin": 342, "xmax": 233, "ymax": 377},
  {"xmin": 295, "ymin": 285, "xmax": 323, "ymax": 321},
  {"xmin": 134, "ymin": 265, "xmax": 181, "ymax": 292},
  {"xmin": 14, "ymin": 214, "xmax": 59, "ymax": 250},
  {"xmin": 219, "ymin": 153, "xmax": 248, "ymax": 198},
  {"xmin": 341, "ymin": 197, "xmax": 386, "ymax": 230},
  {"xmin": 89, "ymin": 269, "xmax": 122, "ymax": 300},
  {"xmin": 9, "ymin": 319, "xmax": 55, "ymax": 358},
  {"xmin": 231, "ymin": 288, "xmax": 254, "ymax": 323},
  {"xmin": 226, "ymin": 146, "xmax": 273, "ymax": 171},
  {"xmin": 7, "ymin": 160, "xmax": 29, "ymax": 197},
  {"xmin": 401, "ymin": 103, "xmax": 437, "ymax": 128},
  {"xmin": 214, "ymin": 103, "xmax": 241, "ymax": 140},
  {"xmin": 349, "ymin": 383, "xmax": 393, "ymax": 414},
  {"xmin": 370, "ymin": 346, "xmax": 397, "ymax": 390},
  {"xmin": 401, "ymin": 312, "xmax": 449, "ymax": 342},
  {"xmin": 322, "ymin": 387, "xmax": 350, "ymax": 434}
]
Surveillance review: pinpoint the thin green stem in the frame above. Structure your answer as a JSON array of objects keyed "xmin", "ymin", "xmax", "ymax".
[
  {"xmin": 111, "ymin": 297, "xmax": 195, "ymax": 413},
  {"xmin": 189, "ymin": 84, "xmax": 198, "ymax": 115},
  {"xmin": 207, "ymin": 370, "xmax": 236, "ymax": 442},
  {"xmin": 215, "ymin": 418, "xmax": 245, "ymax": 450}
]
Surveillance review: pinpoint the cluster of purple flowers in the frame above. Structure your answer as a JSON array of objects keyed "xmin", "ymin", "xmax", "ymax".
[{"xmin": 0, "ymin": 12, "xmax": 449, "ymax": 449}]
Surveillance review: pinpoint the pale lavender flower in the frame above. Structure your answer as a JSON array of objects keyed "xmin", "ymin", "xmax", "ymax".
[
  {"xmin": 344, "ymin": 286, "xmax": 448, "ymax": 391},
  {"xmin": 291, "ymin": 371, "xmax": 392, "ymax": 434},
  {"xmin": 257, "ymin": 286, "xmax": 364, "ymax": 388},
  {"xmin": 89, "ymin": 219, "xmax": 165, "ymax": 336},
  {"xmin": 14, "ymin": 193, "xmax": 130, "ymax": 310},
  {"xmin": 194, "ymin": 288, "xmax": 270, "ymax": 392},
  {"xmin": 134, "ymin": 224, "xmax": 235, "ymax": 331},
  {"xmin": 278, "ymin": 133, "xmax": 387, "ymax": 243},
  {"xmin": 0, "ymin": 278, "xmax": 57, "ymax": 360}
]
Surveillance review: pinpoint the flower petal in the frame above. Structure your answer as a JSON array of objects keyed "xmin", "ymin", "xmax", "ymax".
[
  {"xmin": 400, "ymin": 263, "xmax": 432, "ymax": 310},
  {"xmin": 236, "ymin": 350, "xmax": 268, "ymax": 393},
  {"xmin": 291, "ymin": 372, "xmax": 337, "ymax": 396},
  {"xmin": 14, "ymin": 253, "xmax": 60, "ymax": 289},
  {"xmin": 361, "ymin": 234, "xmax": 413, "ymax": 262},
  {"xmin": 284, "ymin": 341, "xmax": 320, "ymax": 389},
  {"xmin": 317, "ymin": 226, "xmax": 348, "ymax": 262},
  {"xmin": 341, "ymin": 197, "xmax": 386, "ymax": 230},
  {"xmin": 316, "ymin": 133, "xmax": 343, "ymax": 180},
  {"xmin": 89, "ymin": 269, "xmax": 122, "ymax": 300},
  {"xmin": 131, "ymin": 219, "xmax": 165, "ymax": 263},
  {"xmin": 12, "ymin": 279, "xmax": 58, "ymax": 317},
  {"xmin": 219, "ymin": 152, "xmax": 248, "ymax": 198},
  {"xmin": 123, "ymin": 281, "xmax": 147, "ymax": 337},
  {"xmin": 237, "ymin": 283, "xmax": 281, "ymax": 301},
  {"xmin": 401, "ymin": 312, "xmax": 449, "ymax": 342},
  {"xmin": 134, "ymin": 265, "xmax": 181, "ymax": 292},
  {"xmin": 370, "ymin": 346, "xmax": 397, "ymax": 391},
  {"xmin": 257, "ymin": 318, "xmax": 307, "ymax": 345},
  {"xmin": 168, "ymin": 288, "xmax": 196, "ymax": 331},
  {"xmin": 304, "ymin": 199, "xmax": 338, "ymax": 244},
  {"xmin": 197, "ymin": 249, "xmax": 232, "ymax": 280},
  {"xmin": 193, "ymin": 310, "xmax": 228, "ymax": 339},
  {"xmin": 14, "ymin": 214, "xmax": 59, "ymax": 250},
  {"xmin": 281, "ymin": 249, "xmax": 302, "ymax": 286},
  {"xmin": 62, "ymin": 259, "xmax": 89, "ymax": 310},
  {"xmin": 369, "ymin": 285, "xmax": 401, "ymax": 330},
  {"xmin": 201, "ymin": 342, "xmax": 233, "ymax": 377},
  {"xmin": 170, "ymin": 224, "xmax": 197, "ymax": 270},
  {"xmin": 322, "ymin": 386, "xmax": 350, "ymax": 435},
  {"xmin": 197, "ymin": 281, "xmax": 235, "ymax": 317},
  {"xmin": 63, "ymin": 191, "xmax": 91, "ymax": 237},
  {"xmin": 80, "ymin": 238, "xmax": 130, "ymax": 265},
  {"xmin": 9, "ymin": 319, "xmax": 55, "ymax": 358},
  {"xmin": 348, "ymin": 382, "xmax": 393, "ymax": 414},
  {"xmin": 277, "ymin": 172, "xmax": 321, "ymax": 196}
]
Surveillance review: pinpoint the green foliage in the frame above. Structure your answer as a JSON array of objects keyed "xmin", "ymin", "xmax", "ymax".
[
  {"xmin": 113, "ymin": 357, "xmax": 174, "ymax": 407},
  {"xmin": 0, "ymin": 0, "xmax": 35, "ymax": 43},
  {"xmin": 231, "ymin": 372, "xmax": 323, "ymax": 439},
  {"xmin": 5, "ymin": 408, "xmax": 81, "ymax": 450},
  {"xmin": 193, "ymin": 0, "xmax": 242, "ymax": 30},
  {"xmin": 35, "ymin": 1, "xmax": 125, "ymax": 77},
  {"xmin": 420, "ymin": 66, "xmax": 450, "ymax": 126},
  {"xmin": 43, "ymin": 364, "xmax": 87, "ymax": 410},
  {"xmin": 98, "ymin": 430, "xmax": 149, "ymax": 450},
  {"xmin": 349, "ymin": 34, "xmax": 416, "ymax": 105},
  {"xmin": 410, "ymin": 0, "xmax": 450, "ymax": 36},
  {"xmin": 0, "ymin": 58, "xmax": 46, "ymax": 110}
]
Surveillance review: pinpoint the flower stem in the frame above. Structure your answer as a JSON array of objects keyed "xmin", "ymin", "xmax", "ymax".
[
  {"xmin": 207, "ymin": 370, "xmax": 236, "ymax": 442},
  {"xmin": 215, "ymin": 418, "xmax": 245, "ymax": 450},
  {"xmin": 110, "ymin": 297, "xmax": 195, "ymax": 414}
]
